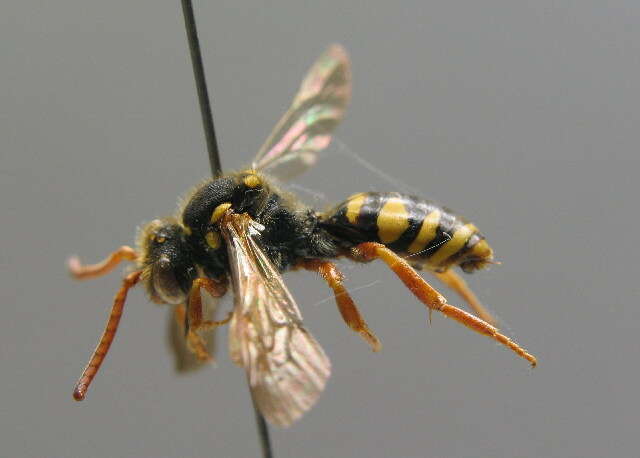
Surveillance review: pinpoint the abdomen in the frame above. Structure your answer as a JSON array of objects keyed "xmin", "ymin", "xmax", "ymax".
[{"xmin": 321, "ymin": 192, "xmax": 493, "ymax": 273}]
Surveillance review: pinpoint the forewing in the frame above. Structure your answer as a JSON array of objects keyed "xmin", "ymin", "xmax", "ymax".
[
  {"xmin": 220, "ymin": 214, "xmax": 331, "ymax": 427},
  {"xmin": 252, "ymin": 44, "xmax": 351, "ymax": 179}
]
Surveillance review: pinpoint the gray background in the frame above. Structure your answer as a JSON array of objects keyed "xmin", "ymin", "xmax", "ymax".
[{"xmin": 2, "ymin": 1, "xmax": 639, "ymax": 457}]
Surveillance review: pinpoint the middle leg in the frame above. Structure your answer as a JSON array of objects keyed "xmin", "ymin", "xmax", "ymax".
[{"xmin": 299, "ymin": 259, "xmax": 381, "ymax": 352}]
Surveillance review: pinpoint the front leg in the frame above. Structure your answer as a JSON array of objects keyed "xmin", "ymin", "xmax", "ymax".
[
  {"xmin": 174, "ymin": 304, "xmax": 213, "ymax": 363},
  {"xmin": 184, "ymin": 278, "xmax": 231, "ymax": 361}
]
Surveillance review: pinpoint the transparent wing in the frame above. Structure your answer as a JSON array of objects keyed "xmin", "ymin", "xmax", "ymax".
[
  {"xmin": 220, "ymin": 213, "xmax": 331, "ymax": 427},
  {"xmin": 251, "ymin": 44, "xmax": 351, "ymax": 179}
]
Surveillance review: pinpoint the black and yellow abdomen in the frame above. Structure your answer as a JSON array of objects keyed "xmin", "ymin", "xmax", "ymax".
[{"xmin": 321, "ymin": 192, "xmax": 493, "ymax": 273}]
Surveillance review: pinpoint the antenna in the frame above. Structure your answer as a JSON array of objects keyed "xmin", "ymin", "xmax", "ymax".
[{"xmin": 179, "ymin": 2, "xmax": 273, "ymax": 456}]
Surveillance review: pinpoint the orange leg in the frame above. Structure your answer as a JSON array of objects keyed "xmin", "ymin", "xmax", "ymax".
[
  {"xmin": 68, "ymin": 246, "xmax": 138, "ymax": 280},
  {"xmin": 352, "ymin": 243, "xmax": 537, "ymax": 367},
  {"xmin": 174, "ymin": 304, "xmax": 215, "ymax": 362},
  {"xmin": 174, "ymin": 303, "xmax": 187, "ymax": 326},
  {"xmin": 168, "ymin": 306, "xmax": 216, "ymax": 372},
  {"xmin": 434, "ymin": 269, "xmax": 497, "ymax": 326},
  {"xmin": 185, "ymin": 278, "xmax": 231, "ymax": 361},
  {"xmin": 73, "ymin": 270, "xmax": 142, "ymax": 401},
  {"xmin": 299, "ymin": 259, "xmax": 381, "ymax": 352}
]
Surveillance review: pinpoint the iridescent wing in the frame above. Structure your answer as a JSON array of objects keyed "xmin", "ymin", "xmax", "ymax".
[
  {"xmin": 220, "ymin": 213, "xmax": 331, "ymax": 427},
  {"xmin": 251, "ymin": 44, "xmax": 351, "ymax": 179}
]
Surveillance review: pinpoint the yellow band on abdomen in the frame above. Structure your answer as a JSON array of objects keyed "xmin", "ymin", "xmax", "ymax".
[
  {"xmin": 429, "ymin": 223, "xmax": 478, "ymax": 266},
  {"xmin": 377, "ymin": 197, "xmax": 410, "ymax": 244},
  {"xmin": 346, "ymin": 193, "xmax": 366, "ymax": 225},
  {"xmin": 407, "ymin": 209, "xmax": 441, "ymax": 254}
]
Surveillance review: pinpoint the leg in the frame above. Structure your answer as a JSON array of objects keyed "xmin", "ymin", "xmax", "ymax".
[
  {"xmin": 73, "ymin": 270, "xmax": 142, "ymax": 401},
  {"xmin": 186, "ymin": 278, "xmax": 230, "ymax": 331},
  {"xmin": 434, "ymin": 269, "xmax": 497, "ymax": 326},
  {"xmin": 168, "ymin": 306, "xmax": 218, "ymax": 372},
  {"xmin": 174, "ymin": 303, "xmax": 187, "ymax": 326},
  {"xmin": 299, "ymin": 259, "xmax": 381, "ymax": 352},
  {"xmin": 185, "ymin": 278, "xmax": 231, "ymax": 361},
  {"xmin": 68, "ymin": 246, "xmax": 138, "ymax": 280},
  {"xmin": 352, "ymin": 243, "xmax": 537, "ymax": 367},
  {"xmin": 174, "ymin": 304, "xmax": 214, "ymax": 363}
]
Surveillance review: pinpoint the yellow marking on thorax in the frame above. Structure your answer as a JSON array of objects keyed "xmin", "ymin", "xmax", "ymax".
[
  {"xmin": 346, "ymin": 193, "xmax": 366, "ymax": 225},
  {"xmin": 377, "ymin": 197, "xmax": 410, "ymax": 244},
  {"xmin": 407, "ymin": 209, "xmax": 441, "ymax": 254},
  {"xmin": 205, "ymin": 231, "xmax": 222, "ymax": 249},
  {"xmin": 429, "ymin": 223, "xmax": 478, "ymax": 266},
  {"xmin": 211, "ymin": 203, "xmax": 232, "ymax": 224},
  {"xmin": 183, "ymin": 225, "xmax": 192, "ymax": 236},
  {"xmin": 243, "ymin": 174, "xmax": 261, "ymax": 188}
]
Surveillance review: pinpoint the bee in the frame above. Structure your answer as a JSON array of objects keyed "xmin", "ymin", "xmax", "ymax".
[{"xmin": 69, "ymin": 45, "xmax": 536, "ymax": 428}]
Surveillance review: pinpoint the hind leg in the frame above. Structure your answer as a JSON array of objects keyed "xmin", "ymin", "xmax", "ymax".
[
  {"xmin": 433, "ymin": 269, "xmax": 497, "ymax": 326},
  {"xmin": 351, "ymin": 242, "xmax": 537, "ymax": 367}
]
